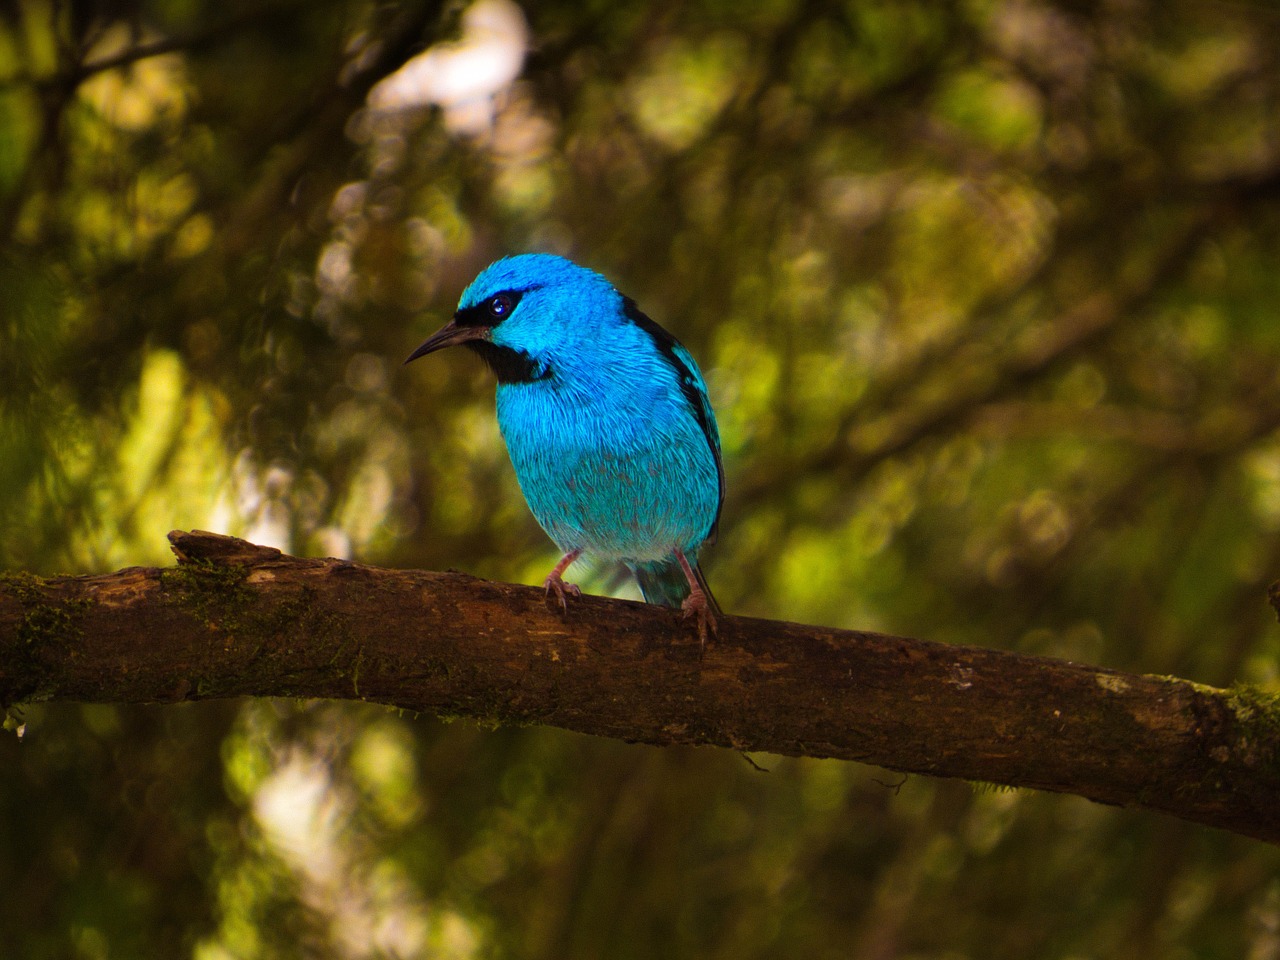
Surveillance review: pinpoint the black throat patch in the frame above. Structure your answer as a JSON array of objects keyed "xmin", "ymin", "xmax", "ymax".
[{"xmin": 464, "ymin": 341, "xmax": 553, "ymax": 384}]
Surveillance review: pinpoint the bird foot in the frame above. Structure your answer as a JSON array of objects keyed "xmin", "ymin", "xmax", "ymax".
[
  {"xmin": 544, "ymin": 574, "xmax": 582, "ymax": 615},
  {"xmin": 681, "ymin": 589, "xmax": 718, "ymax": 648},
  {"xmin": 543, "ymin": 548, "xmax": 584, "ymax": 616}
]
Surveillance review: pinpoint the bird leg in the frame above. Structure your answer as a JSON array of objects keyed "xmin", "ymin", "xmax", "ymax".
[
  {"xmin": 544, "ymin": 548, "xmax": 583, "ymax": 614},
  {"xmin": 675, "ymin": 549, "xmax": 718, "ymax": 646}
]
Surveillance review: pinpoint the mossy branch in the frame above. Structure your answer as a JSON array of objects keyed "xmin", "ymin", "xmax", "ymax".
[{"xmin": 1, "ymin": 531, "xmax": 1278, "ymax": 845}]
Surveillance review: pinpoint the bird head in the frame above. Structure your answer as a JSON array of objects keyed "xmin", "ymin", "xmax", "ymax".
[{"xmin": 405, "ymin": 253, "xmax": 619, "ymax": 383}]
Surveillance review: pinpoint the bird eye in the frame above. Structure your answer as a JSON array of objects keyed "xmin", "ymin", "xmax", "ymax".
[{"xmin": 487, "ymin": 294, "xmax": 514, "ymax": 319}]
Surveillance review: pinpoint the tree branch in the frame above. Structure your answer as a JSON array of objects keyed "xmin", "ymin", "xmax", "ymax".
[{"xmin": 1, "ymin": 531, "xmax": 1277, "ymax": 845}]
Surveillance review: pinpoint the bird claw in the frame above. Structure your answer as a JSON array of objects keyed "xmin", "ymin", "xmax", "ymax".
[
  {"xmin": 544, "ymin": 575, "xmax": 582, "ymax": 615},
  {"xmin": 681, "ymin": 591, "xmax": 718, "ymax": 648}
]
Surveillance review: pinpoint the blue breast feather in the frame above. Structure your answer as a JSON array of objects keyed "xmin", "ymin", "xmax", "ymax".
[{"xmin": 495, "ymin": 314, "xmax": 720, "ymax": 563}]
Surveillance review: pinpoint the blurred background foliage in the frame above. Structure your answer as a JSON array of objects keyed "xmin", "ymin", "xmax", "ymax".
[{"xmin": 2, "ymin": 0, "xmax": 1280, "ymax": 956}]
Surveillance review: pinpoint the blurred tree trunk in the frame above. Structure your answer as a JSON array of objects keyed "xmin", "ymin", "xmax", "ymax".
[{"xmin": 0, "ymin": 530, "xmax": 1277, "ymax": 845}]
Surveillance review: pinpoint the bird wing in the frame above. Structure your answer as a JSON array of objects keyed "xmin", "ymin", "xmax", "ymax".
[{"xmin": 622, "ymin": 298, "xmax": 725, "ymax": 544}]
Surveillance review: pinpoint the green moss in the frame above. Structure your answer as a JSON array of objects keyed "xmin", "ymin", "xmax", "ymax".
[
  {"xmin": 161, "ymin": 558, "xmax": 359, "ymax": 699},
  {"xmin": 1, "ymin": 575, "xmax": 95, "ymax": 706},
  {"xmin": 967, "ymin": 780, "xmax": 1021, "ymax": 796},
  {"xmin": 160, "ymin": 561, "xmax": 269, "ymax": 701},
  {"xmin": 0, "ymin": 569, "xmax": 94, "ymax": 649},
  {"xmin": 1225, "ymin": 684, "xmax": 1280, "ymax": 770},
  {"xmin": 1152, "ymin": 675, "xmax": 1222, "ymax": 697},
  {"xmin": 160, "ymin": 560, "xmax": 253, "ymax": 631},
  {"xmin": 160, "ymin": 559, "xmax": 289, "ymax": 658},
  {"xmin": 458, "ymin": 683, "xmax": 546, "ymax": 733},
  {"xmin": 254, "ymin": 588, "xmax": 317, "ymax": 650},
  {"xmin": 0, "ymin": 571, "xmax": 49, "ymax": 605},
  {"xmin": 15, "ymin": 598, "xmax": 92, "ymax": 647}
]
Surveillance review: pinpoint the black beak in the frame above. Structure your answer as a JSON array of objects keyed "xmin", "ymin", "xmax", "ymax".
[{"xmin": 404, "ymin": 319, "xmax": 487, "ymax": 364}]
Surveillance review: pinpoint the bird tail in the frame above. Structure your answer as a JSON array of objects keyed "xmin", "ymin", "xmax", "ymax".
[{"xmin": 632, "ymin": 557, "xmax": 722, "ymax": 614}]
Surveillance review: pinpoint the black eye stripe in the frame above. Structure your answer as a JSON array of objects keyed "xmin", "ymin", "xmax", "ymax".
[{"xmin": 455, "ymin": 289, "xmax": 525, "ymax": 328}]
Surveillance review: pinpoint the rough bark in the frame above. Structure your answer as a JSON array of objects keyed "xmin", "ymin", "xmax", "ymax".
[{"xmin": 1, "ymin": 531, "xmax": 1277, "ymax": 844}]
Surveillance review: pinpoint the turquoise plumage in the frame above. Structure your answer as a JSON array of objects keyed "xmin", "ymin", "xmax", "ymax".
[{"xmin": 406, "ymin": 254, "xmax": 723, "ymax": 638}]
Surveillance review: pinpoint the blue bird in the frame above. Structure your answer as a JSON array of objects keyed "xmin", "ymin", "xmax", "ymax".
[{"xmin": 406, "ymin": 254, "xmax": 723, "ymax": 639}]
